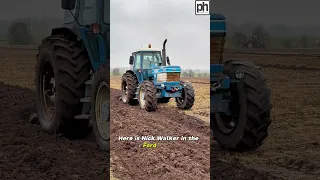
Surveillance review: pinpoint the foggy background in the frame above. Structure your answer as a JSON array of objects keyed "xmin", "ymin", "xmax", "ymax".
[
  {"xmin": 110, "ymin": 0, "xmax": 209, "ymax": 70},
  {"xmin": 210, "ymin": 0, "xmax": 320, "ymax": 37}
]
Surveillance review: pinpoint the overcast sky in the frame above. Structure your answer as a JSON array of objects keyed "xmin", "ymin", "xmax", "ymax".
[
  {"xmin": 110, "ymin": 0, "xmax": 209, "ymax": 70},
  {"xmin": 211, "ymin": 0, "xmax": 318, "ymax": 26}
]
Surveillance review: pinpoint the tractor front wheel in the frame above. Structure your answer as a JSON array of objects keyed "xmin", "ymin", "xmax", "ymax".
[
  {"xmin": 35, "ymin": 35, "xmax": 91, "ymax": 137},
  {"xmin": 138, "ymin": 81, "xmax": 157, "ymax": 111},
  {"xmin": 90, "ymin": 63, "xmax": 110, "ymax": 151},
  {"xmin": 175, "ymin": 82, "xmax": 195, "ymax": 110},
  {"xmin": 212, "ymin": 60, "xmax": 272, "ymax": 151},
  {"xmin": 121, "ymin": 72, "xmax": 138, "ymax": 105}
]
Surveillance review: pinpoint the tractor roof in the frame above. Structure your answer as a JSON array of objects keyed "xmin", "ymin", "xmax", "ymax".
[
  {"xmin": 210, "ymin": 13, "xmax": 225, "ymax": 20},
  {"xmin": 135, "ymin": 48, "xmax": 162, "ymax": 52}
]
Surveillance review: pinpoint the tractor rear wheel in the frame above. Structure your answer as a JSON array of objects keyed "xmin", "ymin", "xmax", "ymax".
[
  {"xmin": 35, "ymin": 35, "xmax": 91, "ymax": 137},
  {"xmin": 138, "ymin": 81, "xmax": 157, "ymax": 111},
  {"xmin": 121, "ymin": 72, "xmax": 138, "ymax": 105},
  {"xmin": 90, "ymin": 63, "xmax": 110, "ymax": 151},
  {"xmin": 175, "ymin": 82, "xmax": 195, "ymax": 110},
  {"xmin": 212, "ymin": 60, "xmax": 272, "ymax": 151}
]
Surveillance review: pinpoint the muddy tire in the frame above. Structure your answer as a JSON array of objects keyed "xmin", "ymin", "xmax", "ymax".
[
  {"xmin": 138, "ymin": 81, "xmax": 157, "ymax": 112},
  {"xmin": 175, "ymin": 82, "xmax": 195, "ymax": 110},
  {"xmin": 35, "ymin": 35, "xmax": 91, "ymax": 137},
  {"xmin": 157, "ymin": 97, "xmax": 170, "ymax": 103},
  {"xmin": 213, "ymin": 60, "xmax": 272, "ymax": 151},
  {"xmin": 121, "ymin": 71, "xmax": 138, "ymax": 105},
  {"xmin": 90, "ymin": 63, "xmax": 110, "ymax": 151}
]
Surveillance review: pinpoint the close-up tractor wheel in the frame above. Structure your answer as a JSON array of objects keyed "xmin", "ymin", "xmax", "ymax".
[
  {"xmin": 176, "ymin": 82, "xmax": 195, "ymax": 110},
  {"xmin": 35, "ymin": 35, "xmax": 91, "ymax": 137},
  {"xmin": 90, "ymin": 63, "xmax": 110, "ymax": 152},
  {"xmin": 212, "ymin": 60, "xmax": 272, "ymax": 151},
  {"xmin": 138, "ymin": 81, "xmax": 157, "ymax": 112},
  {"xmin": 121, "ymin": 71, "xmax": 138, "ymax": 105}
]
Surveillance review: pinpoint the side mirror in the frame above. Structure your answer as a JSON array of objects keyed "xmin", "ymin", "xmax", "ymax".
[
  {"xmin": 166, "ymin": 56, "xmax": 171, "ymax": 65},
  {"xmin": 129, "ymin": 56, "xmax": 134, "ymax": 65},
  {"xmin": 62, "ymin": 0, "xmax": 76, "ymax": 10}
]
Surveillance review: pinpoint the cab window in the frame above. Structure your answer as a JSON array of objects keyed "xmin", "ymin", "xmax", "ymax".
[{"xmin": 134, "ymin": 54, "xmax": 141, "ymax": 69}]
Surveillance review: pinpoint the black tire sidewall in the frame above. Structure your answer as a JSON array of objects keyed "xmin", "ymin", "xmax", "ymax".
[
  {"xmin": 176, "ymin": 82, "xmax": 194, "ymax": 109},
  {"xmin": 35, "ymin": 43, "xmax": 61, "ymax": 133},
  {"xmin": 91, "ymin": 64, "xmax": 110, "ymax": 151},
  {"xmin": 139, "ymin": 81, "xmax": 157, "ymax": 111},
  {"xmin": 213, "ymin": 81, "xmax": 248, "ymax": 147},
  {"xmin": 121, "ymin": 72, "xmax": 137, "ymax": 105}
]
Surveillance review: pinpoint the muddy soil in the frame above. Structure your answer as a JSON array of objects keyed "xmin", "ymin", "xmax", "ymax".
[
  {"xmin": 0, "ymin": 82, "xmax": 109, "ymax": 180},
  {"xmin": 110, "ymin": 89, "xmax": 280, "ymax": 180}
]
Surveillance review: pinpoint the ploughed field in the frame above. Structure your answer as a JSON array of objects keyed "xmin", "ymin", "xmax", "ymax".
[{"xmin": 0, "ymin": 46, "xmax": 319, "ymax": 179}]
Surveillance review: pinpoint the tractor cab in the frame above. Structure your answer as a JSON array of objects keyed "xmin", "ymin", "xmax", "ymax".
[
  {"xmin": 62, "ymin": 0, "xmax": 110, "ymax": 70},
  {"xmin": 130, "ymin": 46, "xmax": 163, "ymax": 81}
]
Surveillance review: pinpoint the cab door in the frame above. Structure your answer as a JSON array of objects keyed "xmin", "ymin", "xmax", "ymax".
[
  {"xmin": 77, "ymin": 0, "xmax": 108, "ymax": 71},
  {"xmin": 133, "ymin": 53, "xmax": 144, "ymax": 83}
]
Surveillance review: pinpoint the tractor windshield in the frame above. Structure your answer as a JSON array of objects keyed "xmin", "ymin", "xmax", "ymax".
[
  {"xmin": 142, "ymin": 52, "xmax": 162, "ymax": 69},
  {"xmin": 79, "ymin": 0, "xmax": 97, "ymax": 25}
]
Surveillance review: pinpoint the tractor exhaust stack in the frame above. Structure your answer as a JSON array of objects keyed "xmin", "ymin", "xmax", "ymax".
[{"xmin": 162, "ymin": 39, "xmax": 167, "ymax": 66}]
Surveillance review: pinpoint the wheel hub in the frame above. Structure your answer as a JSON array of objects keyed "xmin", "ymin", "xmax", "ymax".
[
  {"xmin": 139, "ymin": 88, "xmax": 146, "ymax": 108},
  {"xmin": 122, "ymin": 83, "xmax": 128, "ymax": 102},
  {"xmin": 95, "ymin": 82, "xmax": 110, "ymax": 140},
  {"xmin": 41, "ymin": 61, "xmax": 56, "ymax": 121}
]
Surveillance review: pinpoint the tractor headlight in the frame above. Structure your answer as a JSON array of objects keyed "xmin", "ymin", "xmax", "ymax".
[
  {"xmin": 157, "ymin": 73, "xmax": 167, "ymax": 82},
  {"xmin": 161, "ymin": 84, "xmax": 165, "ymax": 88}
]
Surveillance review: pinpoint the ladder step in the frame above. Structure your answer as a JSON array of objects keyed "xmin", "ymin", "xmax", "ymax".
[
  {"xmin": 85, "ymin": 80, "xmax": 92, "ymax": 85},
  {"xmin": 74, "ymin": 114, "xmax": 90, "ymax": 119},
  {"xmin": 80, "ymin": 97, "xmax": 91, "ymax": 102}
]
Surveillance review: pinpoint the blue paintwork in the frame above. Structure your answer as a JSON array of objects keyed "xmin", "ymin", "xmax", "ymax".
[
  {"xmin": 210, "ymin": 13, "xmax": 233, "ymax": 114},
  {"xmin": 59, "ymin": 0, "xmax": 109, "ymax": 71},
  {"xmin": 210, "ymin": 13, "xmax": 226, "ymax": 34},
  {"xmin": 152, "ymin": 66, "xmax": 181, "ymax": 73}
]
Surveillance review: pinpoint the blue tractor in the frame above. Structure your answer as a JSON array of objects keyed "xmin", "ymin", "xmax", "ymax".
[
  {"xmin": 210, "ymin": 13, "xmax": 272, "ymax": 151},
  {"xmin": 121, "ymin": 39, "xmax": 195, "ymax": 112},
  {"xmin": 34, "ymin": 0, "xmax": 109, "ymax": 151}
]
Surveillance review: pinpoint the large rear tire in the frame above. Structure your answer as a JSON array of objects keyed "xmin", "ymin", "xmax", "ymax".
[
  {"xmin": 138, "ymin": 81, "xmax": 157, "ymax": 112},
  {"xmin": 212, "ymin": 60, "xmax": 271, "ymax": 151},
  {"xmin": 35, "ymin": 35, "xmax": 91, "ymax": 137},
  {"xmin": 91, "ymin": 63, "xmax": 110, "ymax": 151},
  {"xmin": 121, "ymin": 71, "xmax": 138, "ymax": 105}
]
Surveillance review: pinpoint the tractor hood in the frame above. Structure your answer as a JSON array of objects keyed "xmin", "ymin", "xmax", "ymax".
[{"xmin": 151, "ymin": 65, "xmax": 181, "ymax": 74}]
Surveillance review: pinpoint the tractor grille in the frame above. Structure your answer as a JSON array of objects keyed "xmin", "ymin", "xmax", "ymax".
[
  {"xmin": 157, "ymin": 73, "xmax": 180, "ymax": 82},
  {"xmin": 210, "ymin": 36, "xmax": 225, "ymax": 64}
]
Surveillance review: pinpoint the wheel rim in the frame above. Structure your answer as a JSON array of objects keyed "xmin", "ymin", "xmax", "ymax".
[
  {"xmin": 176, "ymin": 88, "xmax": 185, "ymax": 104},
  {"xmin": 214, "ymin": 84, "xmax": 239, "ymax": 134},
  {"xmin": 121, "ymin": 81, "xmax": 128, "ymax": 102},
  {"xmin": 95, "ymin": 82, "xmax": 110, "ymax": 141},
  {"xmin": 40, "ymin": 61, "xmax": 56, "ymax": 121},
  {"xmin": 214, "ymin": 113, "xmax": 236, "ymax": 134},
  {"xmin": 139, "ymin": 87, "xmax": 146, "ymax": 109}
]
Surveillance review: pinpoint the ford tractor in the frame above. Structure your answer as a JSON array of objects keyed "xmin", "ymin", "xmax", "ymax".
[
  {"xmin": 210, "ymin": 13, "xmax": 272, "ymax": 151},
  {"xmin": 121, "ymin": 40, "xmax": 195, "ymax": 112},
  {"xmin": 34, "ymin": 0, "xmax": 110, "ymax": 151}
]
